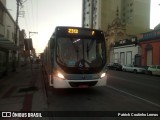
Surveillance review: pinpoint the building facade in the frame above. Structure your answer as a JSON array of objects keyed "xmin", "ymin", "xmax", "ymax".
[
  {"xmin": 106, "ymin": 8, "xmax": 127, "ymax": 63},
  {"xmin": 82, "ymin": 0, "xmax": 151, "ymax": 64},
  {"xmin": 82, "ymin": 0, "xmax": 101, "ymax": 29},
  {"xmin": 82, "ymin": 0, "xmax": 150, "ymax": 35},
  {"xmin": 138, "ymin": 28, "xmax": 160, "ymax": 66},
  {"xmin": 0, "ymin": 0, "xmax": 23, "ymax": 76},
  {"xmin": 113, "ymin": 38, "xmax": 140, "ymax": 65}
]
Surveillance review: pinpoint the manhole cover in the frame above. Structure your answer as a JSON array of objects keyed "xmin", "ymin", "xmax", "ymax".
[{"xmin": 18, "ymin": 86, "xmax": 38, "ymax": 93}]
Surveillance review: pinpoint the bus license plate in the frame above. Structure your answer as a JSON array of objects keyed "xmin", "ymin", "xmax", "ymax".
[{"xmin": 78, "ymin": 85, "xmax": 89, "ymax": 88}]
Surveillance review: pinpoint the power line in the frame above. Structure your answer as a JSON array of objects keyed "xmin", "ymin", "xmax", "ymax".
[
  {"xmin": 23, "ymin": 0, "xmax": 32, "ymax": 37},
  {"xmin": 23, "ymin": 0, "xmax": 38, "ymax": 34}
]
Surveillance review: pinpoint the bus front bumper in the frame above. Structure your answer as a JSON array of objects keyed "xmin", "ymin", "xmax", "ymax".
[{"xmin": 49, "ymin": 76, "xmax": 107, "ymax": 88}]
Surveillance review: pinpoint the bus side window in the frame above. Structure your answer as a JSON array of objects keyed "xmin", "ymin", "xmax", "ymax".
[
  {"xmin": 50, "ymin": 38, "xmax": 54, "ymax": 49},
  {"xmin": 50, "ymin": 38, "xmax": 55, "ymax": 67}
]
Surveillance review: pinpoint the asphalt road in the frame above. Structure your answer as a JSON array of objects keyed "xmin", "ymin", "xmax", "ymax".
[
  {"xmin": 44, "ymin": 70, "xmax": 160, "ymax": 119},
  {"xmin": 107, "ymin": 70, "xmax": 160, "ymax": 107}
]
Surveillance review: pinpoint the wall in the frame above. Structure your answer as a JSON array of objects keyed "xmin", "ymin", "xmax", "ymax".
[
  {"xmin": 0, "ymin": 1, "xmax": 5, "ymax": 36},
  {"xmin": 140, "ymin": 39, "xmax": 160, "ymax": 66},
  {"xmin": 114, "ymin": 44, "xmax": 139, "ymax": 65},
  {"xmin": 0, "ymin": 0, "xmax": 6, "ymax": 6},
  {"xmin": 126, "ymin": 0, "xmax": 150, "ymax": 35},
  {"xmin": 4, "ymin": 11, "xmax": 15, "ymax": 42}
]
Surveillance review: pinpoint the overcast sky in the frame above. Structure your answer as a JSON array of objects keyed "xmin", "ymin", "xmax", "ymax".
[{"xmin": 6, "ymin": 0, "xmax": 160, "ymax": 53}]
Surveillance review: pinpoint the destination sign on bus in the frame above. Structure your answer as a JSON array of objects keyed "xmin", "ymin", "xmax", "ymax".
[
  {"xmin": 68, "ymin": 28, "xmax": 79, "ymax": 34},
  {"xmin": 67, "ymin": 28, "xmax": 95, "ymax": 36},
  {"xmin": 56, "ymin": 27, "xmax": 103, "ymax": 38}
]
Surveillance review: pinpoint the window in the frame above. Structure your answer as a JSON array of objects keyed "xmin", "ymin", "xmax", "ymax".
[
  {"xmin": 131, "ymin": 38, "xmax": 135, "ymax": 42},
  {"xmin": 120, "ymin": 52, "xmax": 125, "ymax": 65},
  {"xmin": 56, "ymin": 37, "xmax": 106, "ymax": 74},
  {"xmin": 12, "ymin": 32, "xmax": 14, "ymax": 40},
  {"xmin": 7, "ymin": 29, "xmax": 10, "ymax": 39},
  {"xmin": 130, "ymin": 9, "xmax": 133, "ymax": 13},
  {"xmin": 0, "ymin": 7, "xmax": 3, "ymax": 24}
]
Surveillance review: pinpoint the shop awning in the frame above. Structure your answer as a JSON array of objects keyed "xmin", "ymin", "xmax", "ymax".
[{"xmin": 0, "ymin": 37, "xmax": 20, "ymax": 50}]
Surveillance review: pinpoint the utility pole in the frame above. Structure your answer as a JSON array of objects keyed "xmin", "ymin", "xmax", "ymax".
[
  {"xmin": 13, "ymin": 0, "xmax": 25, "ymax": 72},
  {"xmin": 28, "ymin": 32, "xmax": 38, "ymax": 73},
  {"xmin": 15, "ymin": 0, "xmax": 23, "ymax": 44},
  {"xmin": 13, "ymin": 0, "xmax": 21, "ymax": 72},
  {"xmin": 15, "ymin": 0, "xmax": 25, "ymax": 44}
]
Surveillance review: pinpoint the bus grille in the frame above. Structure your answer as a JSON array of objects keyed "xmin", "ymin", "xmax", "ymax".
[{"xmin": 69, "ymin": 81, "xmax": 98, "ymax": 87}]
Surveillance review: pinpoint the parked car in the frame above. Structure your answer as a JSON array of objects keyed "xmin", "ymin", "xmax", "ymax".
[
  {"xmin": 147, "ymin": 65, "xmax": 160, "ymax": 76},
  {"xmin": 107, "ymin": 63, "xmax": 122, "ymax": 71},
  {"xmin": 122, "ymin": 64, "xmax": 146, "ymax": 73}
]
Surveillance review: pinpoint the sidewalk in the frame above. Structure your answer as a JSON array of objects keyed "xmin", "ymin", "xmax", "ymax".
[{"xmin": 0, "ymin": 63, "xmax": 48, "ymax": 118}]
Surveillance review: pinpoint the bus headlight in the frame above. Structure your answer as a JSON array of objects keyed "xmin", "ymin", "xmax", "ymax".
[
  {"xmin": 100, "ymin": 73, "xmax": 106, "ymax": 78},
  {"xmin": 57, "ymin": 72, "xmax": 65, "ymax": 79}
]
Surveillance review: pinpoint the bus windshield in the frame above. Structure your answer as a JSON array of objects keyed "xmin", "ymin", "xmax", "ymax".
[{"xmin": 56, "ymin": 37, "xmax": 106, "ymax": 74}]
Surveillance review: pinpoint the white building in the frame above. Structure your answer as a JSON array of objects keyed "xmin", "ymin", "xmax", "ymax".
[
  {"xmin": 0, "ymin": 0, "xmax": 20, "ymax": 75},
  {"xmin": 113, "ymin": 38, "xmax": 141, "ymax": 65},
  {"xmin": 82, "ymin": 0, "xmax": 101, "ymax": 29}
]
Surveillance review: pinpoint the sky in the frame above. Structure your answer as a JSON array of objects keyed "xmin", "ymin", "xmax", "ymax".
[
  {"xmin": 6, "ymin": 0, "xmax": 160, "ymax": 53},
  {"xmin": 150, "ymin": 0, "xmax": 160, "ymax": 29},
  {"xmin": 6, "ymin": 0, "xmax": 82, "ymax": 53}
]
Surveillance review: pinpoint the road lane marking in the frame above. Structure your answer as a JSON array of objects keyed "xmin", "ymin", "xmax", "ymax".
[{"xmin": 107, "ymin": 85, "xmax": 160, "ymax": 109}]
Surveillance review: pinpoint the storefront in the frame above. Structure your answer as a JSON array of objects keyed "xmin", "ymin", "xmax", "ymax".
[
  {"xmin": 0, "ymin": 37, "xmax": 19, "ymax": 77},
  {"xmin": 0, "ymin": 48, "xmax": 8, "ymax": 76}
]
